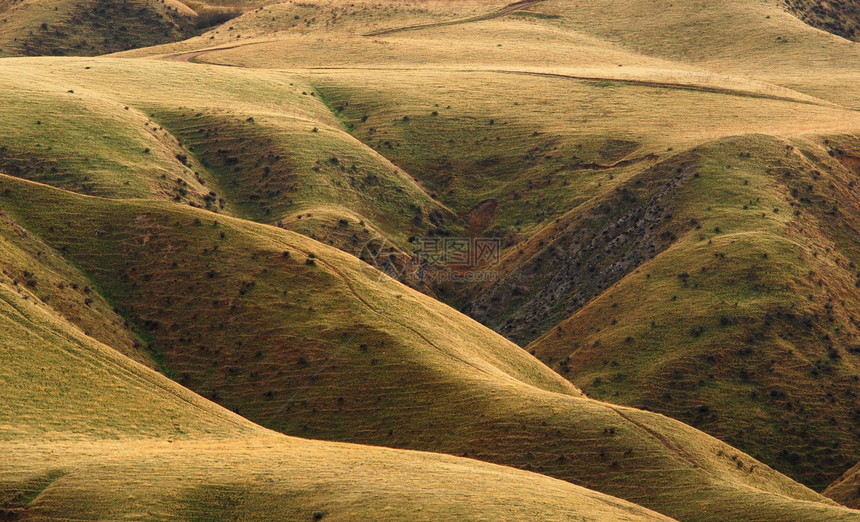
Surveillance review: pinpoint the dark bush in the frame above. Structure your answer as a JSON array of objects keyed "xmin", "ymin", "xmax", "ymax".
[{"xmin": 195, "ymin": 7, "xmax": 242, "ymax": 30}]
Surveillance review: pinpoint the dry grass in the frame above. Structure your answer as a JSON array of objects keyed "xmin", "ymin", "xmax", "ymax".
[
  {"xmin": 0, "ymin": 230, "xmax": 670, "ymax": 520},
  {"xmin": 1, "ymin": 0, "xmax": 860, "ymax": 518},
  {"xmin": 0, "ymin": 174, "xmax": 858, "ymax": 520},
  {"xmin": 827, "ymin": 461, "xmax": 860, "ymax": 510}
]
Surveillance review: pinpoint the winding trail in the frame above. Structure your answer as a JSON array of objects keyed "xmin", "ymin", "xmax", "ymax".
[
  {"xmin": 168, "ymin": 42, "xmax": 258, "ymax": 63},
  {"xmin": 165, "ymin": 41, "xmax": 835, "ymax": 107},
  {"xmin": 363, "ymin": 0, "xmax": 547, "ymax": 37}
]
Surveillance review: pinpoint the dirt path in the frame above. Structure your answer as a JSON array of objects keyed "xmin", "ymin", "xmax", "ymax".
[
  {"xmin": 363, "ymin": 0, "xmax": 547, "ymax": 37},
  {"xmin": 168, "ymin": 42, "xmax": 265, "ymax": 63},
  {"xmin": 493, "ymin": 69, "xmax": 835, "ymax": 107},
  {"xmin": 165, "ymin": 46, "xmax": 835, "ymax": 108}
]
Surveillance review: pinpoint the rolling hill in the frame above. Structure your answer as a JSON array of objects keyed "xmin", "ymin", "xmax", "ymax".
[
  {"xmin": 110, "ymin": 0, "xmax": 860, "ymax": 491},
  {"xmin": 0, "ymin": 221, "xmax": 674, "ymax": 521},
  {"xmin": 1, "ymin": 173, "xmax": 859, "ymax": 520},
  {"xmin": 0, "ymin": 0, "xmax": 208, "ymax": 57},
  {"xmin": 1, "ymin": 0, "xmax": 860, "ymax": 518},
  {"xmin": 828, "ymin": 461, "xmax": 860, "ymax": 510}
]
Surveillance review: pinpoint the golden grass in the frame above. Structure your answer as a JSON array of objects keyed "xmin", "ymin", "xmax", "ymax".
[
  {"xmin": 827, "ymin": 462, "xmax": 860, "ymax": 510},
  {"xmin": 1, "ymin": 173, "xmax": 858, "ymax": 520},
  {"xmin": 2, "ymin": 438, "xmax": 677, "ymax": 521},
  {"xmin": 525, "ymin": 134, "xmax": 860, "ymax": 489},
  {"xmin": 0, "ymin": 57, "xmax": 454, "ymax": 253},
  {"xmin": 0, "ymin": 228, "xmax": 672, "ymax": 520},
  {"xmin": 1, "ymin": 0, "xmax": 859, "ymax": 517}
]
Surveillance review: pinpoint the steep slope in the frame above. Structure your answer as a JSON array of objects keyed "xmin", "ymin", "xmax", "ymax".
[
  {"xmin": 0, "ymin": 210, "xmax": 673, "ymax": 521},
  {"xmin": 0, "ymin": 0, "xmax": 205, "ymax": 57},
  {"xmin": 0, "ymin": 57, "xmax": 456, "ymax": 259},
  {"xmin": 1, "ymin": 173, "xmax": 858, "ymax": 520},
  {"xmin": 828, "ymin": 461, "xmax": 860, "ymax": 509},
  {"xmin": 112, "ymin": 0, "xmax": 860, "ymax": 491},
  {"xmin": 527, "ymin": 134, "xmax": 860, "ymax": 490},
  {"xmin": 0, "ymin": 209, "xmax": 153, "ymax": 367},
  {"xmin": 2, "ymin": 0, "xmax": 860, "ymax": 512},
  {"xmin": 785, "ymin": 0, "xmax": 860, "ymax": 41}
]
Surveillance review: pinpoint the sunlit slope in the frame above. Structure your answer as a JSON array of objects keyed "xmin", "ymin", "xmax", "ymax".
[
  {"xmin": 516, "ymin": 0, "xmax": 860, "ymax": 107},
  {"xmin": 119, "ymin": 0, "xmax": 860, "ymax": 106},
  {"xmin": 0, "ymin": 0, "xmax": 201, "ymax": 57},
  {"xmin": 3, "ymin": 438, "xmax": 676, "ymax": 521},
  {"xmin": 2, "ymin": 174, "xmax": 858, "ymax": 520},
  {"xmin": 0, "ymin": 236, "xmax": 673, "ymax": 522},
  {"xmin": 827, "ymin": 461, "xmax": 860, "ymax": 509},
  {"xmin": 0, "ymin": 57, "xmax": 453, "ymax": 251},
  {"xmin": 0, "ymin": 209, "xmax": 153, "ymax": 367},
  {"xmin": 527, "ymin": 134, "xmax": 860, "ymax": 490},
  {"xmin": 306, "ymin": 67, "xmax": 858, "ymax": 244}
]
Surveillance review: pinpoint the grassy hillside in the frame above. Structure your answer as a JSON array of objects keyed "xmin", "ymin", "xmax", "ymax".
[
  {"xmin": 0, "ymin": 0, "xmax": 207, "ymax": 57},
  {"xmin": 828, "ymin": 461, "xmax": 860, "ymax": 509},
  {"xmin": 4, "ymin": 438, "xmax": 676, "ymax": 520},
  {"xmin": 111, "ymin": 0, "xmax": 860, "ymax": 492},
  {"xmin": 526, "ymin": 134, "xmax": 860, "ymax": 490},
  {"xmin": 124, "ymin": 0, "xmax": 860, "ymax": 110},
  {"xmin": 785, "ymin": 0, "xmax": 860, "ymax": 42},
  {"xmin": 1, "ymin": 173, "xmax": 858, "ymax": 520},
  {"xmin": 0, "ymin": 223, "xmax": 675, "ymax": 521},
  {"xmin": 0, "ymin": 57, "xmax": 456, "ymax": 260},
  {"xmin": 2, "ymin": 0, "xmax": 860, "ymax": 518}
]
